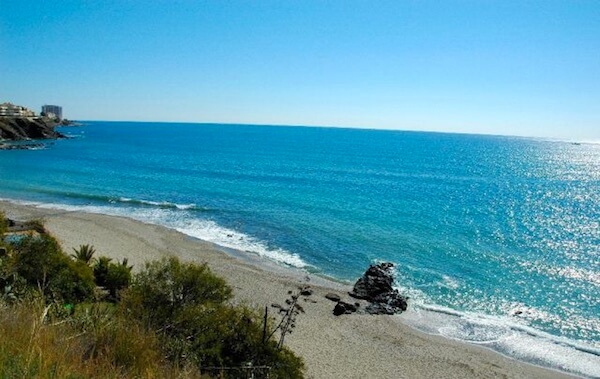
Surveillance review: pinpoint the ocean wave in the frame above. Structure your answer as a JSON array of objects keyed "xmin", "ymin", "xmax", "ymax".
[
  {"xmin": 389, "ymin": 270, "xmax": 600, "ymax": 377},
  {"xmin": 4, "ymin": 198, "xmax": 308, "ymax": 270},
  {"xmin": 21, "ymin": 189, "xmax": 210, "ymax": 213},
  {"xmin": 401, "ymin": 300, "xmax": 600, "ymax": 378},
  {"xmin": 173, "ymin": 218, "xmax": 308, "ymax": 268},
  {"xmin": 113, "ymin": 197, "xmax": 199, "ymax": 210}
]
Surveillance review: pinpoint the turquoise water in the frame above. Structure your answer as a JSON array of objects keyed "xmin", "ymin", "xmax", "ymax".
[{"xmin": 1, "ymin": 121, "xmax": 599, "ymax": 376}]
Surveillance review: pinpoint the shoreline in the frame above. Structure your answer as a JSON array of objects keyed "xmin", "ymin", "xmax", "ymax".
[{"xmin": 0, "ymin": 200, "xmax": 583, "ymax": 378}]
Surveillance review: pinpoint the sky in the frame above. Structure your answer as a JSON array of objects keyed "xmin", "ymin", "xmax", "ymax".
[{"xmin": 1, "ymin": 1, "xmax": 599, "ymax": 139}]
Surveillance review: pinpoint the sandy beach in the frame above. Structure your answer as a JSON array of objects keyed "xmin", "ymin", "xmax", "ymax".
[{"xmin": 1, "ymin": 200, "xmax": 574, "ymax": 379}]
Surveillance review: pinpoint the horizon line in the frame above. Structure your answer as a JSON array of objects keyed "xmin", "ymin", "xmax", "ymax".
[{"xmin": 72, "ymin": 118, "xmax": 565, "ymax": 141}]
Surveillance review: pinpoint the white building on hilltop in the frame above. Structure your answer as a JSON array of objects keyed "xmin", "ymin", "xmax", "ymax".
[{"xmin": 0, "ymin": 102, "xmax": 36, "ymax": 117}]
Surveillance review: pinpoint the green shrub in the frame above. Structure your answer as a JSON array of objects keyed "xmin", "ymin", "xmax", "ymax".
[
  {"xmin": 0, "ymin": 212, "xmax": 7, "ymax": 237},
  {"xmin": 71, "ymin": 244, "xmax": 96, "ymax": 265},
  {"xmin": 11, "ymin": 234, "xmax": 95, "ymax": 303},
  {"xmin": 124, "ymin": 257, "xmax": 232, "ymax": 327},
  {"xmin": 105, "ymin": 263, "xmax": 131, "ymax": 300},
  {"xmin": 122, "ymin": 257, "xmax": 304, "ymax": 378},
  {"xmin": 93, "ymin": 256, "xmax": 112, "ymax": 287}
]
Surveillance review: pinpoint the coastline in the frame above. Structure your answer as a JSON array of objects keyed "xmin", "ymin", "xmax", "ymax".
[{"xmin": 0, "ymin": 200, "xmax": 579, "ymax": 378}]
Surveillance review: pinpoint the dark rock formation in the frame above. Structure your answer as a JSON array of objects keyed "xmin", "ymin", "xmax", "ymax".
[
  {"xmin": 0, "ymin": 117, "xmax": 64, "ymax": 142},
  {"xmin": 365, "ymin": 290, "xmax": 407, "ymax": 315},
  {"xmin": 325, "ymin": 293, "xmax": 341, "ymax": 302},
  {"xmin": 0, "ymin": 142, "xmax": 46, "ymax": 150},
  {"xmin": 333, "ymin": 301, "xmax": 358, "ymax": 316},
  {"xmin": 349, "ymin": 262, "xmax": 395, "ymax": 300},
  {"xmin": 348, "ymin": 262, "xmax": 408, "ymax": 315}
]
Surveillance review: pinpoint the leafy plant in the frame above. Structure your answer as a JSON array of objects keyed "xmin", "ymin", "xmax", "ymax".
[
  {"xmin": 0, "ymin": 211, "xmax": 7, "ymax": 237},
  {"xmin": 71, "ymin": 244, "xmax": 96, "ymax": 265},
  {"xmin": 105, "ymin": 263, "xmax": 131, "ymax": 300},
  {"xmin": 120, "ymin": 257, "xmax": 133, "ymax": 271},
  {"xmin": 11, "ymin": 234, "xmax": 95, "ymax": 303},
  {"xmin": 93, "ymin": 256, "xmax": 112, "ymax": 287},
  {"xmin": 124, "ymin": 257, "xmax": 232, "ymax": 326},
  {"xmin": 122, "ymin": 257, "xmax": 304, "ymax": 378}
]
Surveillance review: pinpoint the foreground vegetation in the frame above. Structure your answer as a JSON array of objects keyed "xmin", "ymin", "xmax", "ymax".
[{"xmin": 0, "ymin": 213, "xmax": 304, "ymax": 378}]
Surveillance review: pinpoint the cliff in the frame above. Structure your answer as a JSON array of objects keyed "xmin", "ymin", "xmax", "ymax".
[{"xmin": 0, "ymin": 117, "xmax": 65, "ymax": 141}]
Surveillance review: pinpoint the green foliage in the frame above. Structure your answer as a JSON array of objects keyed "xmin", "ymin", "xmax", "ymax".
[
  {"xmin": 93, "ymin": 256, "xmax": 112, "ymax": 287},
  {"xmin": 120, "ymin": 257, "xmax": 133, "ymax": 271},
  {"xmin": 0, "ymin": 211, "xmax": 7, "ymax": 237},
  {"xmin": 92, "ymin": 256, "xmax": 132, "ymax": 301},
  {"xmin": 105, "ymin": 263, "xmax": 131, "ymax": 300},
  {"xmin": 10, "ymin": 234, "xmax": 95, "ymax": 303},
  {"xmin": 0, "ymin": 299, "xmax": 205, "ymax": 378},
  {"xmin": 0, "ymin": 219, "xmax": 304, "ymax": 378},
  {"xmin": 122, "ymin": 257, "xmax": 304, "ymax": 378},
  {"xmin": 125, "ymin": 257, "xmax": 232, "ymax": 326},
  {"xmin": 71, "ymin": 244, "xmax": 96, "ymax": 265},
  {"xmin": 0, "ymin": 270, "xmax": 28, "ymax": 303},
  {"xmin": 72, "ymin": 302, "xmax": 163, "ymax": 375}
]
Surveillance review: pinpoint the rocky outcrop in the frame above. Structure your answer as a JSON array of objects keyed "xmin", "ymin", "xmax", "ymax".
[
  {"xmin": 349, "ymin": 262, "xmax": 396, "ymax": 300},
  {"xmin": 364, "ymin": 291, "xmax": 407, "ymax": 315},
  {"xmin": 333, "ymin": 301, "xmax": 359, "ymax": 316},
  {"xmin": 0, "ymin": 142, "xmax": 46, "ymax": 150},
  {"xmin": 0, "ymin": 117, "xmax": 64, "ymax": 141},
  {"xmin": 348, "ymin": 263, "xmax": 408, "ymax": 315}
]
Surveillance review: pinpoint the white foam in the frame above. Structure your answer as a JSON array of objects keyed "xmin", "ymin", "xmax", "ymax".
[
  {"xmin": 401, "ymin": 302, "xmax": 600, "ymax": 378},
  {"xmin": 117, "ymin": 197, "xmax": 198, "ymax": 210},
  {"xmin": 173, "ymin": 218, "xmax": 308, "ymax": 268},
  {"xmin": 6, "ymin": 199, "xmax": 308, "ymax": 270}
]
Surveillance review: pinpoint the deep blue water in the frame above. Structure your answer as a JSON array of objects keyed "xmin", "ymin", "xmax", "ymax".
[{"xmin": 1, "ymin": 121, "xmax": 599, "ymax": 376}]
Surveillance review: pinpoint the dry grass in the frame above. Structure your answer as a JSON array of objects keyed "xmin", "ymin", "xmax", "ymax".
[{"xmin": 0, "ymin": 299, "xmax": 206, "ymax": 378}]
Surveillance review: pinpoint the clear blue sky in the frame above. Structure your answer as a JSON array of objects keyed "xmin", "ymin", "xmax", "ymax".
[{"xmin": 1, "ymin": 1, "xmax": 598, "ymax": 139}]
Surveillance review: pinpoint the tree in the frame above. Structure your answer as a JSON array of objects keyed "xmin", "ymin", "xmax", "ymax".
[{"xmin": 11, "ymin": 234, "xmax": 95, "ymax": 303}]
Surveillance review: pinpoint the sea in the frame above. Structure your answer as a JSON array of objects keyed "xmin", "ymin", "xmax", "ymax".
[{"xmin": 1, "ymin": 121, "xmax": 599, "ymax": 377}]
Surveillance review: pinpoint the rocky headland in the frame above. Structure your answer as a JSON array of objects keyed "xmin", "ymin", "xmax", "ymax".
[{"xmin": 0, "ymin": 117, "xmax": 65, "ymax": 149}]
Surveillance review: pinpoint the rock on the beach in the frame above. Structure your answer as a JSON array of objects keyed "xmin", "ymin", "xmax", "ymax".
[
  {"xmin": 365, "ymin": 290, "xmax": 407, "ymax": 315},
  {"xmin": 333, "ymin": 301, "xmax": 358, "ymax": 316},
  {"xmin": 347, "ymin": 262, "xmax": 409, "ymax": 315},
  {"xmin": 325, "ymin": 293, "xmax": 341, "ymax": 302},
  {"xmin": 349, "ymin": 262, "xmax": 395, "ymax": 300}
]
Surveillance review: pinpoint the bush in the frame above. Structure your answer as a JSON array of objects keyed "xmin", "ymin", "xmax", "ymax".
[
  {"xmin": 0, "ymin": 212, "xmax": 7, "ymax": 237},
  {"xmin": 122, "ymin": 257, "xmax": 304, "ymax": 378},
  {"xmin": 93, "ymin": 256, "xmax": 112, "ymax": 287},
  {"xmin": 124, "ymin": 257, "xmax": 232, "ymax": 327},
  {"xmin": 105, "ymin": 263, "xmax": 131, "ymax": 300},
  {"xmin": 11, "ymin": 234, "xmax": 95, "ymax": 303},
  {"xmin": 72, "ymin": 244, "xmax": 96, "ymax": 265}
]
